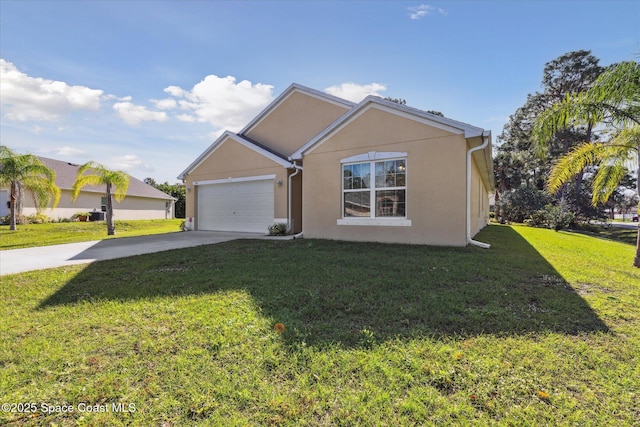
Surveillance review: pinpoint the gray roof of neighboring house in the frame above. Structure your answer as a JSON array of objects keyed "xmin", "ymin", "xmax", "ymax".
[{"xmin": 38, "ymin": 157, "xmax": 175, "ymax": 200}]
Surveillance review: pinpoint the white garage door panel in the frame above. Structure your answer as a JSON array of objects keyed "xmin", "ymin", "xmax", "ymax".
[{"xmin": 198, "ymin": 179, "xmax": 274, "ymax": 232}]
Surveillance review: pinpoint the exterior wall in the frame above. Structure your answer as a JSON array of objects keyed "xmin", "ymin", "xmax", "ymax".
[
  {"xmin": 10, "ymin": 189, "xmax": 173, "ymax": 220},
  {"xmin": 469, "ymin": 155, "xmax": 490, "ymax": 237},
  {"xmin": 302, "ymin": 106, "xmax": 469, "ymax": 245},
  {"xmin": 0, "ymin": 189, "xmax": 8, "ymax": 217},
  {"xmin": 290, "ymin": 169, "xmax": 303, "ymax": 233},
  {"xmin": 111, "ymin": 195, "xmax": 173, "ymax": 220},
  {"xmin": 245, "ymin": 91, "xmax": 351, "ymax": 157},
  {"xmin": 184, "ymin": 136, "xmax": 290, "ymax": 230}
]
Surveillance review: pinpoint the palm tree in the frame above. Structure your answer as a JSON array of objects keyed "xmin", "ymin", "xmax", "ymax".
[
  {"xmin": 0, "ymin": 146, "xmax": 60, "ymax": 230},
  {"xmin": 72, "ymin": 162, "xmax": 130, "ymax": 236},
  {"xmin": 533, "ymin": 61, "xmax": 640, "ymax": 267}
]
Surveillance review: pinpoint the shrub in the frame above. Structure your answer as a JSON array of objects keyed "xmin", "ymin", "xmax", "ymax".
[
  {"xmin": 1, "ymin": 215, "xmax": 27, "ymax": 225},
  {"xmin": 527, "ymin": 204, "xmax": 575, "ymax": 232},
  {"xmin": 268, "ymin": 223, "xmax": 287, "ymax": 236},
  {"xmin": 546, "ymin": 204, "xmax": 575, "ymax": 231},
  {"xmin": 25, "ymin": 213, "xmax": 53, "ymax": 224}
]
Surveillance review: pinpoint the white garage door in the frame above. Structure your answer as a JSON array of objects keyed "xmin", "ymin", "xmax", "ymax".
[{"xmin": 197, "ymin": 178, "xmax": 274, "ymax": 233}]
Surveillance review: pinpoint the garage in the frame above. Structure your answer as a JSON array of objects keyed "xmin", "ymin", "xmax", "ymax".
[{"xmin": 196, "ymin": 176, "xmax": 274, "ymax": 233}]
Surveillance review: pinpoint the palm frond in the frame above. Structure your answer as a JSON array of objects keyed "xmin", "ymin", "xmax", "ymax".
[
  {"xmin": 591, "ymin": 162, "xmax": 628, "ymax": 205},
  {"xmin": 73, "ymin": 161, "xmax": 130, "ymax": 202},
  {"xmin": 533, "ymin": 61, "xmax": 639, "ymax": 156},
  {"xmin": 547, "ymin": 142, "xmax": 606, "ymax": 194},
  {"xmin": 0, "ymin": 148, "xmax": 60, "ymax": 209},
  {"xmin": 106, "ymin": 171, "xmax": 130, "ymax": 202}
]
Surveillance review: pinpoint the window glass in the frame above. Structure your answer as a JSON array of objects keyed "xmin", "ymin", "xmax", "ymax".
[
  {"xmin": 344, "ymin": 191, "xmax": 370, "ymax": 217},
  {"xmin": 376, "ymin": 190, "xmax": 406, "ymax": 217},
  {"xmin": 343, "ymin": 157, "xmax": 407, "ymax": 219}
]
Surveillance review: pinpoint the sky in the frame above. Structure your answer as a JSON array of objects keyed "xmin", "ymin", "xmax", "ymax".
[{"xmin": 1, "ymin": 1, "xmax": 638, "ymax": 184}]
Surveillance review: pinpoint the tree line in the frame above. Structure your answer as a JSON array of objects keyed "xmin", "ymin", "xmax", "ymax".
[{"xmin": 494, "ymin": 50, "xmax": 639, "ymax": 267}]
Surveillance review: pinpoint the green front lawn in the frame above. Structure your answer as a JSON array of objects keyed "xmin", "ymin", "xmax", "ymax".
[
  {"xmin": 2, "ymin": 225, "xmax": 639, "ymax": 425},
  {"xmin": 0, "ymin": 219, "xmax": 183, "ymax": 250}
]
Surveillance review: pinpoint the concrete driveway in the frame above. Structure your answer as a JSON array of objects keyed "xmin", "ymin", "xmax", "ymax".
[{"xmin": 0, "ymin": 231, "xmax": 267, "ymax": 276}]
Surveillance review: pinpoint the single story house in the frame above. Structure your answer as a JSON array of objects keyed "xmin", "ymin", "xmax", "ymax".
[
  {"xmin": 178, "ymin": 83, "xmax": 494, "ymax": 246},
  {"xmin": 0, "ymin": 156, "xmax": 176, "ymax": 220}
]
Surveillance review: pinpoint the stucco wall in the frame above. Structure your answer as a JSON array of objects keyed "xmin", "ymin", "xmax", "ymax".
[
  {"xmin": 14, "ymin": 190, "xmax": 172, "ymax": 220},
  {"xmin": 245, "ymin": 91, "xmax": 351, "ymax": 157},
  {"xmin": 302, "ymin": 106, "xmax": 470, "ymax": 246},
  {"xmin": 184, "ymin": 136, "xmax": 290, "ymax": 228},
  {"xmin": 469, "ymin": 156, "xmax": 490, "ymax": 237}
]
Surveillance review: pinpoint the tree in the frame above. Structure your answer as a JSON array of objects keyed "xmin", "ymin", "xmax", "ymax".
[
  {"xmin": 384, "ymin": 97, "xmax": 407, "ymax": 105},
  {"xmin": 72, "ymin": 162, "xmax": 130, "ymax": 235},
  {"xmin": 0, "ymin": 146, "xmax": 60, "ymax": 230},
  {"xmin": 494, "ymin": 51, "xmax": 605, "ymax": 223},
  {"xmin": 534, "ymin": 61, "xmax": 640, "ymax": 267},
  {"xmin": 144, "ymin": 178, "xmax": 186, "ymax": 218}
]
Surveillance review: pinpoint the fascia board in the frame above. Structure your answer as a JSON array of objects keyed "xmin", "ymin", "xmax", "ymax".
[
  {"xmin": 370, "ymin": 97, "xmax": 485, "ymax": 139},
  {"xmin": 177, "ymin": 132, "xmax": 230, "ymax": 180},
  {"xmin": 293, "ymin": 97, "xmax": 487, "ymax": 160},
  {"xmin": 177, "ymin": 131, "xmax": 292, "ymax": 180},
  {"xmin": 239, "ymin": 83, "xmax": 355, "ymax": 136},
  {"xmin": 229, "ymin": 133, "xmax": 293, "ymax": 168},
  {"xmin": 470, "ymin": 130, "xmax": 495, "ymax": 191},
  {"xmin": 293, "ymin": 98, "xmax": 469, "ymax": 159}
]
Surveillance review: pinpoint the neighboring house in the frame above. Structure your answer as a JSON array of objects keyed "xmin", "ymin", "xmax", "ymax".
[
  {"xmin": 0, "ymin": 157, "xmax": 175, "ymax": 220},
  {"xmin": 178, "ymin": 83, "xmax": 494, "ymax": 246}
]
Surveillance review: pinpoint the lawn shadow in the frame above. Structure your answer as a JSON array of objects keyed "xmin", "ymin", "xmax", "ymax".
[{"xmin": 38, "ymin": 225, "xmax": 610, "ymax": 348}]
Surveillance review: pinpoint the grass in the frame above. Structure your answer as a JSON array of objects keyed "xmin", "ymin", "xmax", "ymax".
[
  {"xmin": 1, "ymin": 225, "xmax": 639, "ymax": 425},
  {"xmin": 0, "ymin": 219, "xmax": 183, "ymax": 250},
  {"xmin": 571, "ymin": 223, "xmax": 638, "ymax": 246}
]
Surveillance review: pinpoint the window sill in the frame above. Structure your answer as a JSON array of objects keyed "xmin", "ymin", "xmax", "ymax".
[{"xmin": 337, "ymin": 218, "xmax": 412, "ymax": 226}]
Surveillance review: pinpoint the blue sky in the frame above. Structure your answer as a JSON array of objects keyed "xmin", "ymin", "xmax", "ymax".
[{"xmin": 1, "ymin": 1, "xmax": 638, "ymax": 183}]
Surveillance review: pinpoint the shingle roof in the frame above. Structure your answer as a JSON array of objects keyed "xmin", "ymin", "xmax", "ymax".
[{"xmin": 38, "ymin": 157, "xmax": 175, "ymax": 200}]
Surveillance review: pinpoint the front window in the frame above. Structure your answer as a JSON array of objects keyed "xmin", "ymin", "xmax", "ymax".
[{"xmin": 343, "ymin": 158, "xmax": 406, "ymax": 218}]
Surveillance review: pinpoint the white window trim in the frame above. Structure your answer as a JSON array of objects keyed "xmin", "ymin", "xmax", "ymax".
[
  {"xmin": 339, "ymin": 154, "xmax": 411, "ymax": 227},
  {"xmin": 337, "ymin": 218, "xmax": 412, "ymax": 226},
  {"xmin": 340, "ymin": 151, "xmax": 407, "ymax": 164}
]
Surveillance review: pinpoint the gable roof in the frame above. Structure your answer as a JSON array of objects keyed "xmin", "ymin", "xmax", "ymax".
[
  {"xmin": 177, "ymin": 131, "xmax": 293, "ymax": 180},
  {"xmin": 238, "ymin": 83, "xmax": 356, "ymax": 137},
  {"xmin": 38, "ymin": 157, "xmax": 175, "ymax": 200},
  {"xmin": 290, "ymin": 96, "xmax": 488, "ymax": 160},
  {"xmin": 178, "ymin": 84, "xmax": 494, "ymax": 191}
]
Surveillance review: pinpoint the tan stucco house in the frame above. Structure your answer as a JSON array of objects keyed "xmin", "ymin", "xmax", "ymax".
[
  {"xmin": 0, "ymin": 156, "xmax": 175, "ymax": 220},
  {"xmin": 178, "ymin": 83, "xmax": 494, "ymax": 247}
]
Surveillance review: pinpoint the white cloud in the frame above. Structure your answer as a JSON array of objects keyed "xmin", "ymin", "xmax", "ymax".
[
  {"xmin": 55, "ymin": 146, "xmax": 85, "ymax": 157},
  {"xmin": 164, "ymin": 85, "xmax": 186, "ymax": 97},
  {"xmin": 113, "ymin": 101, "xmax": 169, "ymax": 126},
  {"xmin": 107, "ymin": 154, "xmax": 153, "ymax": 173},
  {"xmin": 324, "ymin": 82, "xmax": 387, "ymax": 103},
  {"xmin": 37, "ymin": 145, "xmax": 85, "ymax": 158},
  {"xmin": 176, "ymin": 113, "xmax": 197, "ymax": 123},
  {"xmin": 151, "ymin": 98, "xmax": 177, "ymax": 109},
  {"xmin": 408, "ymin": 4, "xmax": 447, "ymax": 20},
  {"xmin": 161, "ymin": 75, "xmax": 274, "ymax": 132},
  {"xmin": 0, "ymin": 58, "xmax": 103, "ymax": 121}
]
